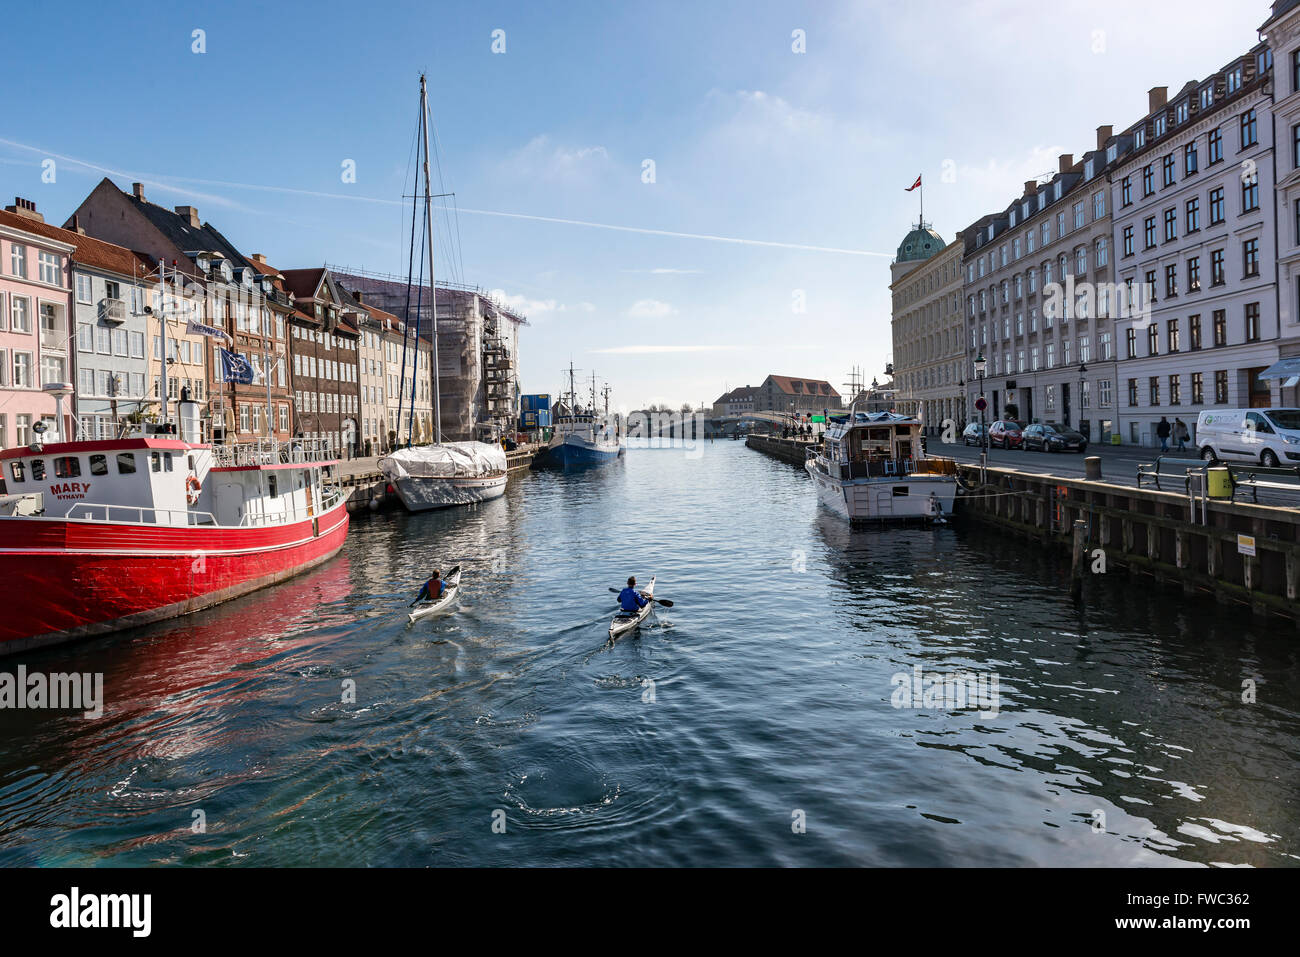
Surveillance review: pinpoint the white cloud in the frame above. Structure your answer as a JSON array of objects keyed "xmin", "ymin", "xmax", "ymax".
[
  {"xmin": 626, "ymin": 299, "xmax": 677, "ymax": 319},
  {"xmin": 501, "ymin": 135, "xmax": 611, "ymax": 182},
  {"xmin": 487, "ymin": 288, "xmax": 566, "ymax": 321}
]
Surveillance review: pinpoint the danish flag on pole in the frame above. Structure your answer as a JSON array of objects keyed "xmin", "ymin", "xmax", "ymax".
[{"xmin": 905, "ymin": 175, "xmax": 922, "ymax": 192}]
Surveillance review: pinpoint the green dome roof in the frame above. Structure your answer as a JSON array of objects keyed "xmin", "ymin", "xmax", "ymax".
[{"xmin": 896, "ymin": 224, "xmax": 944, "ymax": 263}]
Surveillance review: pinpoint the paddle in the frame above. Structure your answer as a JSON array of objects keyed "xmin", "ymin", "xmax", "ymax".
[{"xmin": 608, "ymin": 587, "xmax": 674, "ymax": 608}]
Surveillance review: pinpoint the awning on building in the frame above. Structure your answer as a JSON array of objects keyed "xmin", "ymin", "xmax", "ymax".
[{"xmin": 1257, "ymin": 357, "xmax": 1300, "ymax": 388}]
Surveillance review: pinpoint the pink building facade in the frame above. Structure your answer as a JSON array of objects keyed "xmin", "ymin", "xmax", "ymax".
[{"xmin": 0, "ymin": 212, "xmax": 74, "ymax": 449}]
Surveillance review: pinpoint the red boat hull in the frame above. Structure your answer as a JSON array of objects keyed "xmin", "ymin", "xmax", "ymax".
[{"xmin": 0, "ymin": 502, "xmax": 350, "ymax": 654}]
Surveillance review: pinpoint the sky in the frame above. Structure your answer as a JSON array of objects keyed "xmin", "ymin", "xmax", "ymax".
[{"xmin": 0, "ymin": 0, "xmax": 1273, "ymax": 410}]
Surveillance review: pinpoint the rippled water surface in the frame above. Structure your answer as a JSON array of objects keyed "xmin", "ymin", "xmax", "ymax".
[{"xmin": 2, "ymin": 441, "xmax": 1298, "ymax": 866}]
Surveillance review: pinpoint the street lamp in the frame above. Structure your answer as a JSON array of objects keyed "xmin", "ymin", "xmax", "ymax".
[
  {"xmin": 1077, "ymin": 362, "xmax": 1087, "ymax": 435},
  {"xmin": 973, "ymin": 353, "xmax": 987, "ymax": 450}
]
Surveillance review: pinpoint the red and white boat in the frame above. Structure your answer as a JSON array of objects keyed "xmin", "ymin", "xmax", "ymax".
[{"xmin": 0, "ymin": 400, "xmax": 349, "ymax": 655}]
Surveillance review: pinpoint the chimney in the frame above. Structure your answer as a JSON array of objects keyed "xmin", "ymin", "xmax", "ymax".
[
  {"xmin": 1096, "ymin": 125, "xmax": 1113, "ymax": 150},
  {"xmin": 353, "ymin": 290, "xmax": 364, "ymax": 305},
  {"xmin": 4, "ymin": 197, "xmax": 44, "ymax": 223},
  {"xmin": 132, "ymin": 182, "xmax": 145, "ymax": 200},
  {"xmin": 251, "ymin": 253, "xmax": 267, "ymax": 264},
  {"xmin": 1148, "ymin": 86, "xmax": 1168, "ymax": 113},
  {"xmin": 1024, "ymin": 180, "xmax": 1038, "ymax": 196},
  {"xmin": 1058, "ymin": 153, "xmax": 1073, "ymax": 174},
  {"xmin": 70, "ymin": 214, "xmax": 85, "ymax": 235},
  {"xmin": 174, "ymin": 206, "xmax": 200, "ymax": 228}
]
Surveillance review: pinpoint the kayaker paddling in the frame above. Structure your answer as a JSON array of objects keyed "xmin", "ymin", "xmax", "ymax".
[
  {"xmin": 618, "ymin": 576, "xmax": 649, "ymax": 614},
  {"xmin": 411, "ymin": 570, "xmax": 446, "ymax": 607}
]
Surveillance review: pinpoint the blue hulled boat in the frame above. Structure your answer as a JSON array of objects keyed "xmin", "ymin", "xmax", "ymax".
[{"xmin": 535, "ymin": 364, "xmax": 625, "ymax": 470}]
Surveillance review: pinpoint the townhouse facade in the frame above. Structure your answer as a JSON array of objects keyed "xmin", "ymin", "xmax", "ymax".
[
  {"xmin": 961, "ymin": 126, "xmax": 1125, "ymax": 442},
  {"xmin": 68, "ymin": 180, "xmax": 219, "ymax": 439},
  {"xmin": 889, "ymin": 228, "xmax": 964, "ymax": 430},
  {"xmin": 281, "ymin": 268, "xmax": 362, "ymax": 456},
  {"xmin": 1110, "ymin": 54, "xmax": 1280, "ymax": 446},
  {"xmin": 352, "ymin": 295, "xmax": 392, "ymax": 456},
  {"xmin": 382, "ymin": 322, "xmax": 434, "ymax": 447},
  {"xmin": 0, "ymin": 211, "xmax": 73, "ymax": 445}
]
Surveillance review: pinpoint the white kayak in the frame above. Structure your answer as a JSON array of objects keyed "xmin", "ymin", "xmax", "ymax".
[
  {"xmin": 407, "ymin": 565, "xmax": 462, "ymax": 623},
  {"xmin": 609, "ymin": 576, "xmax": 655, "ymax": 641}
]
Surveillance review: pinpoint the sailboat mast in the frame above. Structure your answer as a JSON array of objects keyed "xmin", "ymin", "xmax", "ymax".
[{"xmin": 419, "ymin": 74, "xmax": 442, "ymax": 445}]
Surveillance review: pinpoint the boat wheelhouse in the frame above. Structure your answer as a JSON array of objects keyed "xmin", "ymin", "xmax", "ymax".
[
  {"xmin": 804, "ymin": 409, "xmax": 957, "ymax": 522},
  {"xmin": 0, "ymin": 402, "xmax": 348, "ymax": 653}
]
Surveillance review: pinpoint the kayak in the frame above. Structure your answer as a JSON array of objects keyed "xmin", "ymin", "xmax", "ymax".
[
  {"xmin": 609, "ymin": 576, "xmax": 655, "ymax": 641},
  {"xmin": 407, "ymin": 565, "xmax": 462, "ymax": 623}
]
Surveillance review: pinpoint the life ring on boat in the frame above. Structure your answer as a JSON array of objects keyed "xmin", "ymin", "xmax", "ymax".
[{"xmin": 186, "ymin": 474, "xmax": 202, "ymax": 506}]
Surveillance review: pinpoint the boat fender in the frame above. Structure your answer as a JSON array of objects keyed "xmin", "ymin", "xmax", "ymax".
[{"xmin": 186, "ymin": 474, "xmax": 202, "ymax": 505}]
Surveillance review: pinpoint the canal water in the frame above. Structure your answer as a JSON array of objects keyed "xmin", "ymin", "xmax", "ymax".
[{"xmin": 1, "ymin": 440, "xmax": 1297, "ymax": 866}]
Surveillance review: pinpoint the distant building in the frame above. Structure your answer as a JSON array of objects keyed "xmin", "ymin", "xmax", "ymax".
[
  {"xmin": 848, "ymin": 378, "xmax": 899, "ymax": 414},
  {"xmin": 889, "ymin": 223, "xmax": 964, "ymax": 431},
  {"xmin": 755, "ymin": 374, "xmax": 840, "ymax": 415},
  {"xmin": 711, "ymin": 385, "xmax": 756, "ymax": 417}
]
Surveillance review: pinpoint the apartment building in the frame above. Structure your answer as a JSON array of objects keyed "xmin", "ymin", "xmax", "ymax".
[
  {"xmin": 281, "ymin": 268, "xmax": 362, "ymax": 456},
  {"xmin": 1110, "ymin": 52, "xmax": 1278, "ymax": 445},
  {"xmin": 0, "ymin": 213, "xmax": 73, "ymax": 446},
  {"xmin": 961, "ymin": 126, "xmax": 1126, "ymax": 440},
  {"xmin": 889, "ymin": 226, "xmax": 964, "ymax": 430}
]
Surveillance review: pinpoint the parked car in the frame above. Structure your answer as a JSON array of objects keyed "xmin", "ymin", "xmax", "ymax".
[
  {"xmin": 1196, "ymin": 408, "xmax": 1300, "ymax": 467},
  {"xmin": 961, "ymin": 423, "xmax": 988, "ymax": 447},
  {"xmin": 1022, "ymin": 422, "xmax": 1088, "ymax": 453},
  {"xmin": 988, "ymin": 420, "xmax": 1025, "ymax": 449}
]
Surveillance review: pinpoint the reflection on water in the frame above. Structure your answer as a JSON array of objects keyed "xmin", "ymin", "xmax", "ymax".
[{"xmin": 1, "ymin": 442, "xmax": 1297, "ymax": 866}]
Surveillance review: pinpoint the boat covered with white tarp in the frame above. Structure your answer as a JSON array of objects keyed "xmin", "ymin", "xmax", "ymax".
[{"xmin": 379, "ymin": 442, "xmax": 508, "ymax": 511}]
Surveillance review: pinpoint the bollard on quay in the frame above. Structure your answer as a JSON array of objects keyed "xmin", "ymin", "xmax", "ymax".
[{"xmin": 1084, "ymin": 456, "xmax": 1102, "ymax": 481}]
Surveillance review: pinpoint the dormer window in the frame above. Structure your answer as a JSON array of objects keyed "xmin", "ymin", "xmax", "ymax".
[
  {"xmin": 1154, "ymin": 114, "xmax": 1166, "ymax": 136},
  {"xmin": 1200, "ymin": 85, "xmax": 1214, "ymax": 109},
  {"xmin": 1010, "ymin": 210, "xmax": 1017, "ymax": 227},
  {"xmin": 1084, "ymin": 159, "xmax": 1095, "ymax": 179},
  {"xmin": 1175, "ymin": 101, "xmax": 1189, "ymax": 125},
  {"xmin": 1135, "ymin": 127, "xmax": 1146, "ymax": 149},
  {"xmin": 1227, "ymin": 66, "xmax": 1242, "ymax": 94},
  {"xmin": 1053, "ymin": 182, "xmax": 1062, "ymax": 200},
  {"xmin": 1037, "ymin": 192, "xmax": 1046, "ymax": 211},
  {"xmin": 1106, "ymin": 144, "xmax": 1118, "ymax": 163}
]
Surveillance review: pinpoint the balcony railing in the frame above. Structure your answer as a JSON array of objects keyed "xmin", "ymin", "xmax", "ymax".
[
  {"xmin": 99, "ymin": 298, "xmax": 126, "ymax": 324},
  {"xmin": 211, "ymin": 437, "xmax": 338, "ymax": 468}
]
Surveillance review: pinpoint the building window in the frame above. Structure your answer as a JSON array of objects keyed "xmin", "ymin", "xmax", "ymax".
[
  {"xmin": 1126, "ymin": 327, "xmax": 1137, "ymax": 359},
  {"xmin": 1212, "ymin": 309, "xmax": 1227, "ymax": 346},
  {"xmin": 1170, "ymin": 374, "xmax": 1181, "ymax": 405},
  {"xmin": 1186, "ymin": 197, "xmax": 1200, "ymax": 233},
  {"xmin": 1046, "ymin": 385, "xmax": 1056, "ymax": 411},
  {"xmin": 1187, "ymin": 256, "xmax": 1200, "ymax": 292},
  {"xmin": 1121, "ymin": 177, "xmax": 1132, "ymax": 206},
  {"xmin": 1162, "ymin": 154, "xmax": 1175, "ymax": 187},
  {"xmin": 1209, "ymin": 187, "xmax": 1225, "ymax": 224},
  {"xmin": 1128, "ymin": 378, "xmax": 1138, "ymax": 406},
  {"xmin": 1164, "ymin": 208, "xmax": 1177, "ymax": 242},
  {"xmin": 1242, "ymin": 174, "xmax": 1259, "ymax": 213},
  {"xmin": 1144, "ymin": 217, "xmax": 1157, "ymax": 249},
  {"xmin": 1215, "ymin": 370, "xmax": 1228, "ymax": 403},
  {"xmin": 1168, "ymin": 318, "xmax": 1181, "ymax": 352},
  {"xmin": 1185, "ymin": 141, "xmax": 1198, "ymax": 175},
  {"xmin": 1245, "ymin": 302, "xmax": 1260, "ymax": 341},
  {"xmin": 1142, "ymin": 165, "xmax": 1154, "ymax": 196},
  {"xmin": 1191, "ymin": 371, "xmax": 1204, "ymax": 404},
  {"xmin": 1244, "ymin": 238, "xmax": 1259, "ymax": 278},
  {"xmin": 1165, "ymin": 263, "xmax": 1178, "ymax": 298},
  {"xmin": 1094, "ymin": 191, "xmax": 1105, "ymax": 219},
  {"xmin": 1189, "ymin": 314, "xmax": 1202, "ymax": 350},
  {"xmin": 1096, "ymin": 237, "xmax": 1109, "ymax": 267},
  {"xmin": 1147, "ymin": 324, "xmax": 1159, "ymax": 356},
  {"xmin": 1149, "ymin": 377, "xmax": 1160, "ymax": 406},
  {"xmin": 1241, "ymin": 108, "xmax": 1258, "ymax": 149},
  {"xmin": 75, "ymin": 274, "xmax": 92, "ymax": 304},
  {"xmin": 1227, "ymin": 66, "xmax": 1243, "ymax": 95},
  {"xmin": 10, "ymin": 245, "xmax": 26, "ymax": 278},
  {"xmin": 1209, "ymin": 128, "xmax": 1223, "ymax": 164},
  {"xmin": 1122, "ymin": 226, "xmax": 1134, "ymax": 257},
  {"xmin": 1210, "ymin": 249, "xmax": 1225, "ymax": 286}
]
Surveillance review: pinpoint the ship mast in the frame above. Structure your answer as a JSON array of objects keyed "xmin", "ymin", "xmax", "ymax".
[{"xmin": 419, "ymin": 74, "xmax": 442, "ymax": 445}]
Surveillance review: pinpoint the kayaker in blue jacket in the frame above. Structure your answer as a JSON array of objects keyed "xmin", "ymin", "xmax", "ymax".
[
  {"xmin": 411, "ymin": 570, "xmax": 444, "ymax": 606},
  {"xmin": 618, "ymin": 577, "xmax": 648, "ymax": 613}
]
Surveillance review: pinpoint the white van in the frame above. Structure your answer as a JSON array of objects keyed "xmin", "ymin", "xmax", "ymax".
[{"xmin": 1196, "ymin": 408, "xmax": 1300, "ymax": 467}]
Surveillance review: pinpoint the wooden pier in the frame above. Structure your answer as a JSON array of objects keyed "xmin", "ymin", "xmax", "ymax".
[{"xmin": 956, "ymin": 463, "xmax": 1300, "ymax": 624}]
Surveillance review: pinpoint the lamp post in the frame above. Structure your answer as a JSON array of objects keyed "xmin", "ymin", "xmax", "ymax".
[
  {"xmin": 974, "ymin": 353, "xmax": 987, "ymax": 450},
  {"xmin": 1077, "ymin": 362, "xmax": 1087, "ymax": 436}
]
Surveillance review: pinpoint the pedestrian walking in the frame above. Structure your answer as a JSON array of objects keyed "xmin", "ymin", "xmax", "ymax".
[
  {"xmin": 1157, "ymin": 416, "xmax": 1171, "ymax": 453},
  {"xmin": 1175, "ymin": 417, "xmax": 1190, "ymax": 452}
]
